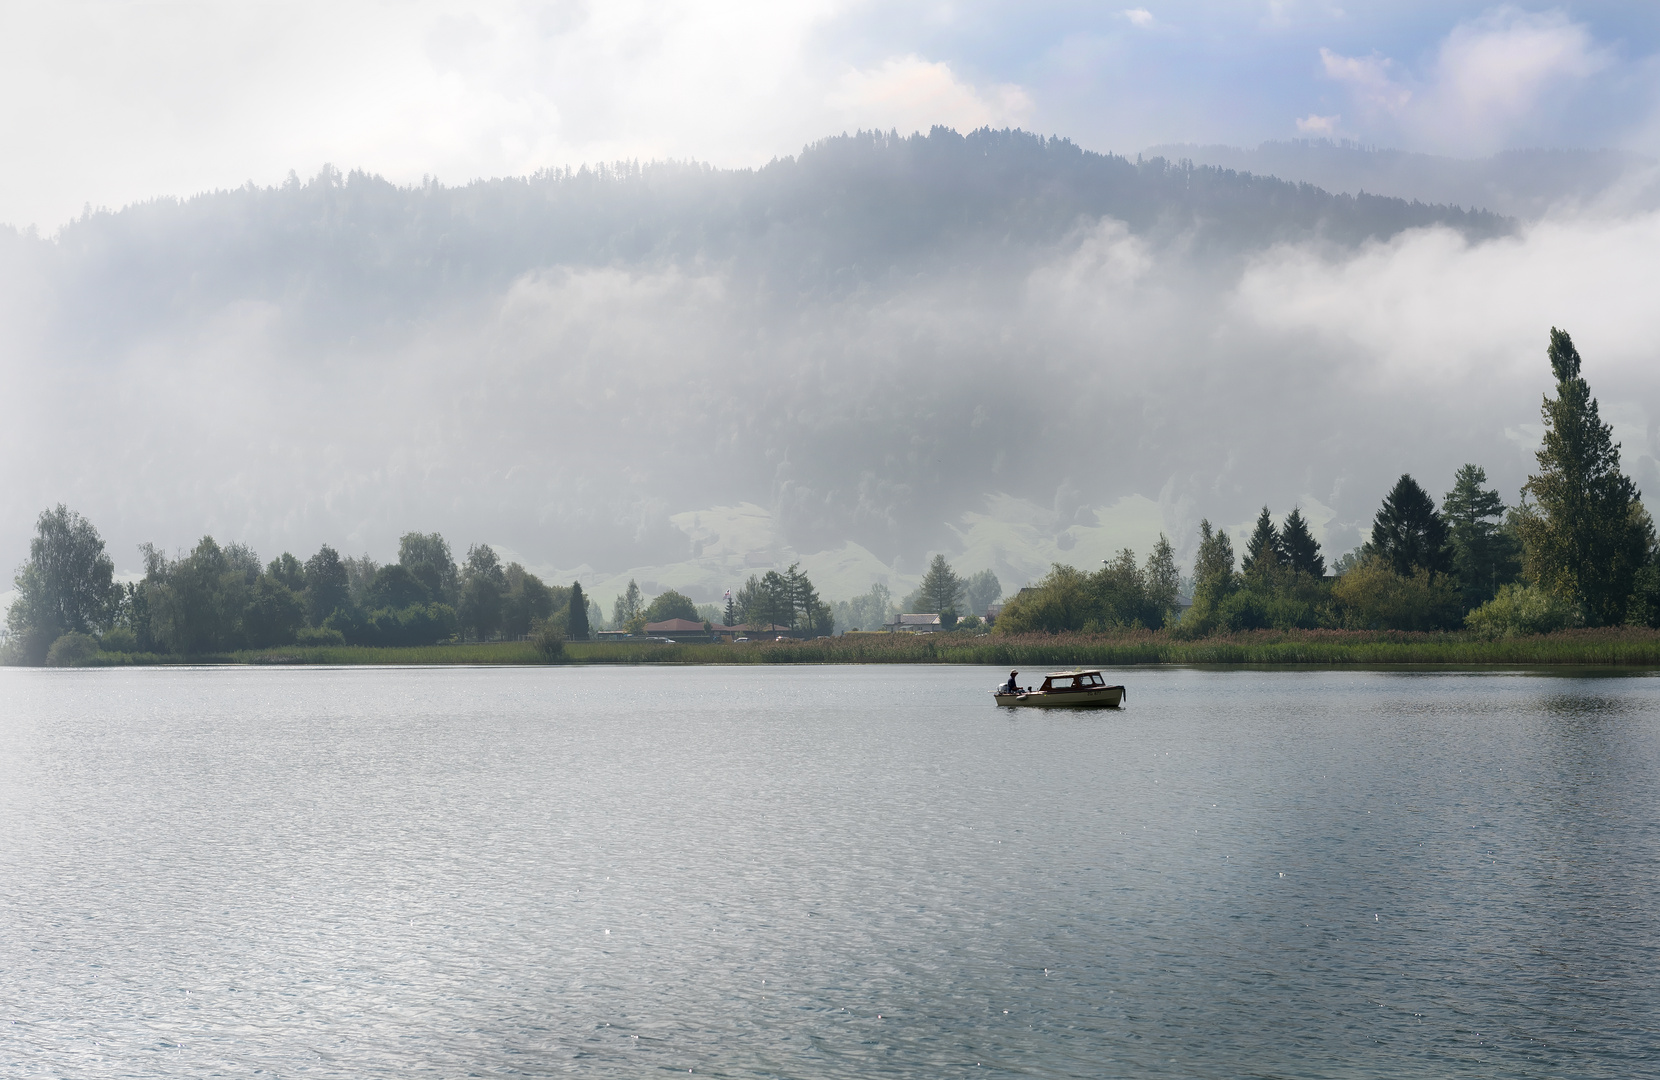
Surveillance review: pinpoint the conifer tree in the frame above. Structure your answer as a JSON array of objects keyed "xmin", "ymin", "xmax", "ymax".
[
  {"xmin": 1241, "ymin": 507, "xmax": 1283, "ymax": 575},
  {"xmin": 567, "ymin": 582, "xmax": 590, "ymax": 640},
  {"xmin": 1442, "ymin": 464, "xmax": 1520, "ymax": 610},
  {"xmin": 722, "ymin": 589, "xmax": 736, "ymax": 626},
  {"xmin": 917, "ymin": 554, "xmax": 965, "ymax": 622},
  {"xmin": 1192, "ymin": 520, "xmax": 1235, "ymax": 594},
  {"xmin": 1368, "ymin": 475, "xmax": 1452, "ymax": 577},
  {"xmin": 1516, "ymin": 328, "xmax": 1653, "ymax": 625},
  {"xmin": 1280, "ymin": 506, "xmax": 1325, "ymax": 577}
]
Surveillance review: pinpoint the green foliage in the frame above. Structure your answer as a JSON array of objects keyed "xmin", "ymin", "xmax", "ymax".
[
  {"xmin": 1369, "ymin": 475, "xmax": 1452, "ymax": 577},
  {"xmin": 833, "ymin": 582, "xmax": 895, "ymax": 633},
  {"xmin": 296, "ymin": 626, "xmax": 347, "ymax": 646},
  {"xmin": 915, "ymin": 555, "xmax": 966, "ymax": 618},
  {"xmin": 995, "ymin": 543, "xmax": 1179, "ymax": 634},
  {"xmin": 398, "ymin": 533, "xmax": 458, "ymax": 604},
  {"xmin": 5, "ymin": 505, "xmax": 120, "ymax": 664},
  {"xmin": 1331, "ymin": 554, "xmax": 1461, "ymax": 631},
  {"xmin": 1280, "ymin": 507, "xmax": 1325, "ymax": 577},
  {"xmin": 343, "ymin": 555, "xmax": 379, "ymax": 610},
  {"xmin": 1242, "ymin": 507, "xmax": 1282, "ymax": 576},
  {"xmin": 612, "ymin": 579, "xmax": 644, "ymax": 629},
  {"xmin": 99, "ymin": 626, "xmax": 140, "ymax": 653},
  {"xmin": 459, "ymin": 544, "xmax": 507, "ymax": 640},
  {"xmin": 1516, "ymin": 328, "xmax": 1652, "ymax": 626},
  {"xmin": 962, "ymin": 569, "xmax": 1002, "ymax": 617},
  {"xmin": 1442, "ymin": 464, "xmax": 1522, "ymax": 611},
  {"xmin": 367, "ymin": 564, "xmax": 430, "ymax": 610},
  {"xmin": 145, "ymin": 537, "xmax": 264, "ymax": 653},
  {"xmin": 267, "ymin": 552, "xmax": 306, "ymax": 592},
  {"xmin": 532, "ymin": 621, "xmax": 565, "ymax": 660},
  {"xmin": 502, "ymin": 563, "xmax": 557, "ymax": 637},
  {"xmin": 46, "ymin": 632, "xmax": 99, "ymax": 666},
  {"xmin": 1465, "ymin": 583, "xmax": 1580, "ymax": 637},
  {"xmin": 1627, "ymin": 562, "xmax": 1660, "ymax": 628},
  {"xmin": 243, "ymin": 574, "xmax": 306, "ymax": 648},
  {"xmin": 303, "ymin": 545, "xmax": 349, "ymax": 627},
  {"xmin": 644, "ymin": 588, "xmax": 699, "ymax": 623},
  {"xmin": 567, "ymin": 582, "xmax": 591, "ymax": 640}
]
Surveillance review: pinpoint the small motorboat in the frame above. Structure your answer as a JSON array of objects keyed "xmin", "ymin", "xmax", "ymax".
[{"xmin": 993, "ymin": 669, "xmax": 1125, "ymax": 708}]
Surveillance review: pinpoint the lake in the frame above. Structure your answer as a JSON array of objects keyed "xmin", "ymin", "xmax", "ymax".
[{"xmin": 1, "ymin": 665, "xmax": 1656, "ymax": 1077}]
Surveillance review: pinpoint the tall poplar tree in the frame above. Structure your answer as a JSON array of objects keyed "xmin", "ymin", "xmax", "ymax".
[{"xmin": 1516, "ymin": 328, "xmax": 1652, "ymax": 625}]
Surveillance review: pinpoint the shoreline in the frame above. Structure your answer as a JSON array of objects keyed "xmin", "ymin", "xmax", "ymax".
[{"xmin": 36, "ymin": 627, "xmax": 1660, "ymax": 669}]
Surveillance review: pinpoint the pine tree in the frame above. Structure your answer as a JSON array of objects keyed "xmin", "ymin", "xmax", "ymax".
[
  {"xmin": 1442, "ymin": 464, "xmax": 1520, "ymax": 610},
  {"xmin": 1241, "ymin": 507, "xmax": 1282, "ymax": 575},
  {"xmin": 567, "ymin": 582, "xmax": 590, "ymax": 640},
  {"xmin": 1143, "ymin": 535, "xmax": 1180, "ymax": 623},
  {"xmin": 917, "ymin": 554, "xmax": 965, "ymax": 622},
  {"xmin": 1516, "ymin": 328, "xmax": 1653, "ymax": 625},
  {"xmin": 1368, "ymin": 475, "xmax": 1452, "ymax": 577},
  {"xmin": 722, "ymin": 589, "xmax": 736, "ymax": 626},
  {"xmin": 1280, "ymin": 506, "xmax": 1325, "ymax": 577}
]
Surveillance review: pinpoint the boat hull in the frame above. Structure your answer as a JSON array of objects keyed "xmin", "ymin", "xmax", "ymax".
[{"xmin": 994, "ymin": 685, "xmax": 1124, "ymax": 708}]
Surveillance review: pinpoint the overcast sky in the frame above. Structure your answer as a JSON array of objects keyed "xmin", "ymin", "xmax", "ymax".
[{"xmin": 3, "ymin": 2, "xmax": 1660, "ymax": 230}]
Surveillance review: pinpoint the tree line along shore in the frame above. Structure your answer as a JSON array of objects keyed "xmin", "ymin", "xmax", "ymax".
[{"xmin": 7, "ymin": 328, "xmax": 1660, "ymax": 668}]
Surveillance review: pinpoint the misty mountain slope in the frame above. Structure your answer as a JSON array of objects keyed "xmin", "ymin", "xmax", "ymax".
[
  {"xmin": 25, "ymin": 127, "xmax": 1508, "ymax": 353},
  {"xmin": 5, "ymin": 127, "xmax": 1653, "ymax": 607},
  {"xmin": 1145, "ymin": 140, "xmax": 1660, "ymax": 219}
]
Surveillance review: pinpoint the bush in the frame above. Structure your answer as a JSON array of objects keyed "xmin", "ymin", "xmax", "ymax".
[
  {"xmin": 46, "ymin": 632, "xmax": 99, "ymax": 666},
  {"xmin": 1332, "ymin": 555, "xmax": 1462, "ymax": 631},
  {"xmin": 296, "ymin": 626, "xmax": 347, "ymax": 647},
  {"xmin": 1466, "ymin": 583, "xmax": 1580, "ymax": 637},
  {"xmin": 100, "ymin": 626, "xmax": 141, "ymax": 653},
  {"xmin": 531, "ymin": 621, "xmax": 565, "ymax": 661}
]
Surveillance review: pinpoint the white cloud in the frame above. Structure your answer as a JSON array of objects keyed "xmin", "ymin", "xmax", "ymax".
[
  {"xmin": 1317, "ymin": 8, "xmax": 1609, "ymax": 154},
  {"xmin": 829, "ymin": 55, "xmax": 1032, "ymax": 134},
  {"xmin": 1319, "ymin": 48, "xmax": 1412, "ymax": 114},
  {"xmin": 1122, "ymin": 9, "xmax": 1155, "ymax": 29},
  {"xmin": 1295, "ymin": 113, "xmax": 1341, "ymax": 136}
]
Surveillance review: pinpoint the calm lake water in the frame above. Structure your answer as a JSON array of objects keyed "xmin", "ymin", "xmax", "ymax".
[{"xmin": 1, "ymin": 665, "xmax": 1656, "ymax": 1078}]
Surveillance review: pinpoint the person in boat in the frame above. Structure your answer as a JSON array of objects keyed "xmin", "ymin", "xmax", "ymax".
[{"xmin": 1003, "ymin": 670, "xmax": 1020, "ymax": 694}]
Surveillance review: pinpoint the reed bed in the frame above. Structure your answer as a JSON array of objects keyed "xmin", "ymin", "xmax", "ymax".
[{"xmin": 70, "ymin": 626, "xmax": 1660, "ymax": 668}]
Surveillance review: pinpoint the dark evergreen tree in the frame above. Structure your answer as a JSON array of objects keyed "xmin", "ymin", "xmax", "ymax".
[
  {"xmin": 1368, "ymin": 475, "xmax": 1453, "ymax": 577},
  {"xmin": 1442, "ymin": 464, "xmax": 1521, "ymax": 610},
  {"xmin": 1516, "ymin": 328, "xmax": 1653, "ymax": 625},
  {"xmin": 722, "ymin": 589, "xmax": 736, "ymax": 626},
  {"xmin": 1241, "ymin": 507, "xmax": 1283, "ymax": 575},
  {"xmin": 1280, "ymin": 506, "xmax": 1325, "ymax": 577},
  {"xmin": 567, "ymin": 582, "xmax": 590, "ymax": 640},
  {"xmin": 917, "ymin": 554, "xmax": 965, "ymax": 620}
]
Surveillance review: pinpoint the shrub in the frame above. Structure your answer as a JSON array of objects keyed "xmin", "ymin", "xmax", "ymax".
[
  {"xmin": 46, "ymin": 632, "xmax": 99, "ymax": 666},
  {"xmin": 100, "ymin": 626, "xmax": 141, "ymax": 653},
  {"xmin": 1332, "ymin": 555, "xmax": 1461, "ymax": 631},
  {"xmin": 1466, "ymin": 583, "xmax": 1580, "ymax": 637},
  {"xmin": 531, "ymin": 620, "xmax": 564, "ymax": 660},
  {"xmin": 296, "ymin": 626, "xmax": 347, "ymax": 647}
]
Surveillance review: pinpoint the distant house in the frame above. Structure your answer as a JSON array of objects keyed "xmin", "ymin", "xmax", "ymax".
[
  {"xmin": 884, "ymin": 613, "xmax": 943, "ymax": 632},
  {"xmin": 708, "ymin": 623, "xmax": 799, "ymax": 641},
  {"xmin": 643, "ymin": 618, "xmax": 715, "ymax": 641},
  {"xmin": 985, "ymin": 603, "xmax": 1004, "ymax": 625}
]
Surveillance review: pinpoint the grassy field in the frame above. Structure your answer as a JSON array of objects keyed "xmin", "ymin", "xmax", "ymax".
[{"xmin": 63, "ymin": 626, "xmax": 1660, "ymax": 668}]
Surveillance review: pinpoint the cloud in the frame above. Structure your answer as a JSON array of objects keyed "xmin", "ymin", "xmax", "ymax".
[
  {"xmin": 829, "ymin": 55, "xmax": 1033, "ymax": 134},
  {"xmin": 1295, "ymin": 113, "xmax": 1341, "ymax": 136},
  {"xmin": 1122, "ymin": 9, "xmax": 1155, "ymax": 29},
  {"xmin": 1318, "ymin": 7, "xmax": 1609, "ymax": 153}
]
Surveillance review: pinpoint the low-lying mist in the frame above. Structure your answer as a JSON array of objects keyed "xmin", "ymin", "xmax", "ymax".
[{"xmin": 4, "ymin": 128, "xmax": 1658, "ymax": 606}]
